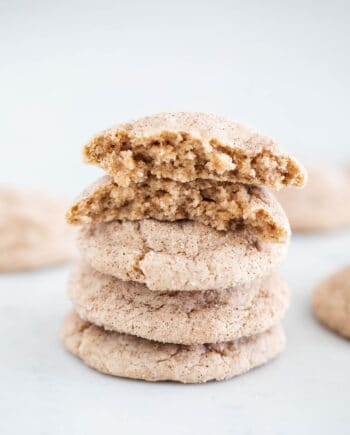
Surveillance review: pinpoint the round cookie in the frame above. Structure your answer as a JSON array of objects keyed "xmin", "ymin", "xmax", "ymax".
[
  {"xmin": 66, "ymin": 175, "xmax": 290, "ymax": 243},
  {"xmin": 276, "ymin": 166, "xmax": 350, "ymax": 232},
  {"xmin": 68, "ymin": 262, "xmax": 290, "ymax": 345},
  {"xmin": 312, "ymin": 266, "xmax": 350, "ymax": 338},
  {"xmin": 78, "ymin": 219, "xmax": 289, "ymax": 291},
  {"xmin": 61, "ymin": 311, "xmax": 285, "ymax": 383},
  {"xmin": 0, "ymin": 186, "xmax": 76, "ymax": 272},
  {"xmin": 83, "ymin": 112, "xmax": 306, "ymax": 189}
]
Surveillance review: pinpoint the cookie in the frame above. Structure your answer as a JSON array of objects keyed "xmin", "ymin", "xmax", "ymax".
[
  {"xmin": 61, "ymin": 311, "xmax": 285, "ymax": 383},
  {"xmin": 68, "ymin": 262, "xmax": 289, "ymax": 345},
  {"xmin": 276, "ymin": 166, "xmax": 350, "ymax": 232},
  {"xmin": 78, "ymin": 219, "xmax": 288, "ymax": 291},
  {"xmin": 67, "ymin": 175, "xmax": 290, "ymax": 243},
  {"xmin": 312, "ymin": 266, "xmax": 350, "ymax": 338},
  {"xmin": 83, "ymin": 112, "xmax": 306, "ymax": 189},
  {"xmin": 0, "ymin": 186, "xmax": 76, "ymax": 272}
]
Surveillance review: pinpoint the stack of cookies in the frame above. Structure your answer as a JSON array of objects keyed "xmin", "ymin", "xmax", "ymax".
[{"xmin": 62, "ymin": 112, "xmax": 306, "ymax": 383}]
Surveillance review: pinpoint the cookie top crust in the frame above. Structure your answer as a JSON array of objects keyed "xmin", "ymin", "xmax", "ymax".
[
  {"xmin": 66, "ymin": 175, "xmax": 290, "ymax": 243},
  {"xmin": 312, "ymin": 265, "xmax": 350, "ymax": 338},
  {"xmin": 78, "ymin": 219, "xmax": 288, "ymax": 291},
  {"xmin": 68, "ymin": 262, "xmax": 289, "ymax": 345},
  {"xmin": 83, "ymin": 112, "xmax": 306, "ymax": 189},
  {"xmin": 61, "ymin": 310, "xmax": 285, "ymax": 383}
]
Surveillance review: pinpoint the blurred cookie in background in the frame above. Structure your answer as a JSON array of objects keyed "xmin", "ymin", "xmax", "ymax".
[
  {"xmin": 0, "ymin": 186, "xmax": 76, "ymax": 272},
  {"xmin": 312, "ymin": 266, "xmax": 350, "ymax": 339},
  {"xmin": 276, "ymin": 166, "xmax": 350, "ymax": 232}
]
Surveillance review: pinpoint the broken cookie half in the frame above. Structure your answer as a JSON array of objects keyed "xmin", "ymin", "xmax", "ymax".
[
  {"xmin": 83, "ymin": 112, "xmax": 306, "ymax": 189},
  {"xmin": 66, "ymin": 175, "xmax": 290, "ymax": 243}
]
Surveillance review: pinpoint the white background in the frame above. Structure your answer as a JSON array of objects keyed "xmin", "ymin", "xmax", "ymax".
[{"xmin": 1, "ymin": 1, "xmax": 349, "ymax": 434}]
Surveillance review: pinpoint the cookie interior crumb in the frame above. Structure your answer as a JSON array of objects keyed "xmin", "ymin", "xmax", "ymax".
[{"xmin": 67, "ymin": 176, "xmax": 290, "ymax": 242}]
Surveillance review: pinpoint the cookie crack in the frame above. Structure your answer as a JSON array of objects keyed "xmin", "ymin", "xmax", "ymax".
[
  {"xmin": 76, "ymin": 323, "xmax": 94, "ymax": 356},
  {"xmin": 156, "ymin": 347, "xmax": 184, "ymax": 363}
]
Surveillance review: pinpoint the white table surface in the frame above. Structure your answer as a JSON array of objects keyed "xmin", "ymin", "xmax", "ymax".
[
  {"xmin": 1, "ymin": 230, "xmax": 350, "ymax": 435},
  {"xmin": 1, "ymin": 1, "xmax": 350, "ymax": 433}
]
